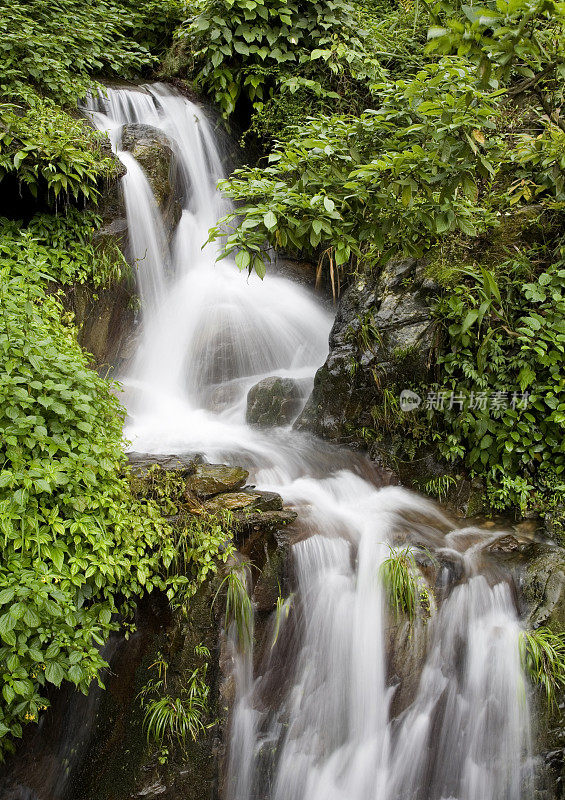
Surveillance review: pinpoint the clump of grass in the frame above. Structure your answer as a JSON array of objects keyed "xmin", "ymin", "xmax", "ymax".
[
  {"xmin": 214, "ymin": 564, "xmax": 253, "ymax": 650},
  {"xmin": 520, "ymin": 627, "xmax": 565, "ymax": 710},
  {"xmin": 271, "ymin": 592, "xmax": 293, "ymax": 649},
  {"xmin": 422, "ymin": 474, "xmax": 458, "ymax": 503},
  {"xmin": 139, "ymin": 651, "xmax": 210, "ymax": 755},
  {"xmin": 379, "ymin": 546, "xmax": 419, "ymax": 622}
]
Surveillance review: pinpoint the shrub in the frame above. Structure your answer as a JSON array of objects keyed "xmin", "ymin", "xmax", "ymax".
[
  {"xmin": 177, "ymin": 0, "xmax": 373, "ymax": 119},
  {"xmin": 435, "ymin": 249, "xmax": 565, "ymax": 512},
  {"xmin": 208, "ymin": 59, "xmax": 500, "ymax": 278}
]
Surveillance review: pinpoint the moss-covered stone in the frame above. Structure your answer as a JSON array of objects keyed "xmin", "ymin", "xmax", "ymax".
[
  {"xmin": 121, "ymin": 123, "xmax": 182, "ymax": 239},
  {"xmin": 185, "ymin": 465, "xmax": 249, "ymax": 499},
  {"xmin": 204, "ymin": 490, "xmax": 283, "ymax": 514},
  {"xmin": 295, "ymin": 258, "xmax": 437, "ymax": 444},
  {"xmin": 246, "ymin": 376, "xmax": 303, "ymax": 427}
]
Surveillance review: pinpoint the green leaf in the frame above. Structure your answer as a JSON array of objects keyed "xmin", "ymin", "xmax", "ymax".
[
  {"xmin": 235, "ymin": 249, "xmax": 251, "ymax": 271},
  {"xmin": 263, "ymin": 210, "xmax": 277, "ymax": 230},
  {"xmin": 461, "ymin": 309, "xmax": 479, "ymax": 334},
  {"xmin": 2, "ymin": 685, "xmax": 14, "ymax": 705},
  {"xmin": 45, "ymin": 661, "xmax": 65, "ymax": 687}
]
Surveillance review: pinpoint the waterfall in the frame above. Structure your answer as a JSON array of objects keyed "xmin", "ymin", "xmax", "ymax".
[{"xmin": 84, "ymin": 84, "xmax": 535, "ymax": 800}]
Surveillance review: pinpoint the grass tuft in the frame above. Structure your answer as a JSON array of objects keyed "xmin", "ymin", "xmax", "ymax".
[
  {"xmin": 379, "ymin": 546, "xmax": 419, "ymax": 622},
  {"xmin": 520, "ymin": 627, "xmax": 565, "ymax": 710},
  {"xmin": 214, "ymin": 565, "xmax": 253, "ymax": 650}
]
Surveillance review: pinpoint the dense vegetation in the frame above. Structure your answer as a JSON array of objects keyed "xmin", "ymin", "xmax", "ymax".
[
  {"xmin": 0, "ymin": 0, "xmax": 229, "ymax": 758},
  {"xmin": 2, "ymin": 0, "xmax": 565, "ymax": 763},
  {"xmin": 184, "ymin": 0, "xmax": 565, "ymax": 518}
]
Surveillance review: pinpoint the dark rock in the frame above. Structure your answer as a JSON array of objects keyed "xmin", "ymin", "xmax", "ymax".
[
  {"xmin": 523, "ymin": 549, "xmax": 565, "ymax": 631},
  {"xmin": 246, "ymin": 377, "xmax": 303, "ymax": 427},
  {"xmin": 185, "ymin": 464, "xmax": 249, "ymax": 499},
  {"xmin": 121, "ymin": 123, "xmax": 182, "ymax": 239},
  {"xmin": 272, "ymin": 255, "xmax": 318, "ymax": 288},
  {"xmin": 253, "ymin": 547, "xmax": 287, "ymax": 613},
  {"xmin": 0, "ymin": 781, "xmax": 40, "ymax": 800},
  {"xmin": 62, "ymin": 278, "xmax": 136, "ymax": 372},
  {"xmin": 234, "ymin": 511, "xmax": 297, "ymax": 563},
  {"xmin": 485, "ymin": 534, "xmax": 529, "ymax": 554},
  {"xmin": 295, "ymin": 258, "xmax": 437, "ymax": 443}
]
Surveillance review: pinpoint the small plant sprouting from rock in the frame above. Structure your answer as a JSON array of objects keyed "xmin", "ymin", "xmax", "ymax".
[
  {"xmin": 214, "ymin": 565, "xmax": 253, "ymax": 650},
  {"xmin": 271, "ymin": 592, "xmax": 293, "ymax": 650},
  {"xmin": 422, "ymin": 475, "xmax": 458, "ymax": 503},
  {"xmin": 379, "ymin": 547, "xmax": 419, "ymax": 623},
  {"xmin": 520, "ymin": 627, "xmax": 565, "ymax": 710},
  {"xmin": 139, "ymin": 650, "xmax": 211, "ymax": 763}
]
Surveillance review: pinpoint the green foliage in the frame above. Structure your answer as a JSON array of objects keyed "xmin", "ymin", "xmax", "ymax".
[
  {"xmin": 0, "ymin": 256, "xmax": 168, "ymax": 753},
  {"xmin": 0, "ymin": 0, "xmax": 184, "ymax": 208},
  {"xmin": 354, "ymin": 0, "xmax": 431, "ymax": 75},
  {"xmin": 505, "ymin": 123, "xmax": 565, "ymax": 205},
  {"xmin": 435, "ymin": 247, "xmax": 565, "ymax": 511},
  {"xmin": 0, "ymin": 0, "xmax": 184, "ymax": 106},
  {"xmin": 0, "ymin": 211, "xmax": 128, "ymax": 287},
  {"xmin": 379, "ymin": 547, "xmax": 419, "ymax": 622},
  {"xmin": 140, "ymin": 651, "xmax": 210, "ymax": 756},
  {"xmin": 422, "ymin": 474, "xmax": 458, "ymax": 502},
  {"xmin": 209, "ymin": 59, "xmax": 500, "ymax": 278},
  {"xmin": 0, "ymin": 227, "xmax": 230, "ymax": 756},
  {"xmin": 520, "ymin": 627, "xmax": 565, "ymax": 710},
  {"xmin": 0, "ymin": 94, "xmax": 118, "ymax": 203},
  {"xmin": 271, "ymin": 593, "xmax": 292, "ymax": 649},
  {"xmin": 426, "ymin": 0, "xmax": 565, "ymax": 89},
  {"xmin": 178, "ymin": 0, "xmax": 372, "ymax": 119},
  {"xmin": 214, "ymin": 565, "xmax": 253, "ymax": 649},
  {"xmin": 166, "ymin": 514, "xmax": 233, "ymax": 601}
]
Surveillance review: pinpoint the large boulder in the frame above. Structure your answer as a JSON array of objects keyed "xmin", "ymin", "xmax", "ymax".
[
  {"xmin": 295, "ymin": 258, "xmax": 437, "ymax": 443},
  {"xmin": 121, "ymin": 123, "xmax": 182, "ymax": 239},
  {"xmin": 246, "ymin": 376, "xmax": 303, "ymax": 427}
]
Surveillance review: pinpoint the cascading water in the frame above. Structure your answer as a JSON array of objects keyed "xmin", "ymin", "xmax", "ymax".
[{"xmin": 84, "ymin": 84, "xmax": 537, "ymax": 799}]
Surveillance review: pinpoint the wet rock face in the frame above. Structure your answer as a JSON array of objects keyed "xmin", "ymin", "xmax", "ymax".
[
  {"xmin": 521, "ymin": 548, "xmax": 565, "ymax": 799},
  {"xmin": 524, "ymin": 550, "xmax": 565, "ymax": 631},
  {"xmin": 185, "ymin": 464, "xmax": 249, "ymax": 498},
  {"xmin": 295, "ymin": 258, "xmax": 437, "ymax": 442},
  {"xmin": 121, "ymin": 123, "xmax": 182, "ymax": 238},
  {"xmin": 246, "ymin": 376, "xmax": 303, "ymax": 428}
]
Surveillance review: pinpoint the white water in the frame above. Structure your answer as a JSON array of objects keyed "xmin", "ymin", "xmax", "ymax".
[{"xmin": 85, "ymin": 84, "xmax": 535, "ymax": 800}]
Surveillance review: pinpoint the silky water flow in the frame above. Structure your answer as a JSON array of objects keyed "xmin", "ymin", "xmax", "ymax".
[{"xmin": 84, "ymin": 84, "xmax": 536, "ymax": 800}]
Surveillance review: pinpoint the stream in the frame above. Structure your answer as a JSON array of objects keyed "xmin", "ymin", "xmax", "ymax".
[{"xmin": 80, "ymin": 83, "xmax": 536, "ymax": 800}]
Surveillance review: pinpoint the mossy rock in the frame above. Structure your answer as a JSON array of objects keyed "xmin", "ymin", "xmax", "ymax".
[
  {"xmin": 204, "ymin": 490, "xmax": 283, "ymax": 514},
  {"xmin": 246, "ymin": 376, "xmax": 303, "ymax": 427},
  {"xmin": 121, "ymin": 123, "xmax": 182, "ymax": 238},
  {"xmin": 185, "ymin": 464, "xmax": 249, "ymax": 499}
]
